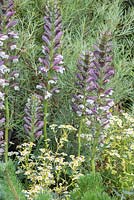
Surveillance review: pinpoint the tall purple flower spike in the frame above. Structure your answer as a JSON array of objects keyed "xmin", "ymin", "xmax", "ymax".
[
  {"xmin": 24, "ymin": 94, "xmax": 44, "ymax": 140},
  {"xmin": 0, "ymin": 0, "xmax": 19, "ymax": 156},
  {"xmin": 72, "ymin": 51, "xmax": 91, "ymax": 117},
  {"xmin": 37, "ymin": 1, "xmax": 64, "ymax": 99},
  {"xmin": 72, "ymin": 32, "xmax": 115, "ymax": 128},
  {"xmin": 87, "ymin": 32, "xmax": 115, "ymax": 128}
]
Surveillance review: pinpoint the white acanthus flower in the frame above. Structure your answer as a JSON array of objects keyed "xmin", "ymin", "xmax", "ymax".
[
  {"xmin": 0, "ymin": 92, "xmax": 5, "ymax": 101},
  {"xmin": 0, "ymin": 65, "xmax": 10, "ymax": 74},
  {"xmin": 108, "ymin": 100, "xmax": 114, "ymax": 107},
  {"xmin": 0, "ymin": 35, "xmax": 8, "ymax": 41},
  {"xmin": 10, "ymin": 45, "xmax": 17, "ymax": 50},
  {"xmin": 76, "ymin": 111, "xmax": 82, "ymax": 116},
  {"xmin": 13, "ymin": 58, "xmax": 19, "ymax": 63},
  {"xmin": 14, "ymin": 73, "xmax": 19, "ymax": 78},
  {"xmin": 0, "ymin": 51, "xmax": 9, "ymax": 59},
  {"xmin": 48, "ymin": 80, "xmax": 57, "ymax": 84},
  {"xmin": 0, "ymin": 41, "xmax": 3, "ymax": 46},
  {"xmin": 87, "ymin": 99, "xmax": 94, "ymax": 104},
  {"xmin": 14, "ymin": 86, "xmax": 20, "ymax": 91},
  {"xmin": 0, "ymin": 79, "xmax": 9, "ymax": 87},
  {"xmin": 36, "ymin": 85, "xmax": 43, "ymax": 89},
  {"xmin": 44, "ymin": 91, "xmax": 52, "ymax": 100},
  {"xmin": 78, "ymin": 104, "xmax": 84, "ymax": 109}
]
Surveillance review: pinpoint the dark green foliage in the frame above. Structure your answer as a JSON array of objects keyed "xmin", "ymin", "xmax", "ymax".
[
  {"xmin": 70, "ymin": 173, "xmax": 116, "ymax": 200},
  {"xmin": 0, "ymin": 160, "xmax": 26, "ymax": 200}
]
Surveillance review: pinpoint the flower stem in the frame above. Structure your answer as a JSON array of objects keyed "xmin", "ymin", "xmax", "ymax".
[
  {"xmin": 78, "ymin": 118, "xmax": 83, "ymax": 156},
  {"xmin": 4, "ymin": 96, "xmax": 10, "ymax": 163},
  {"xmin": 91, "ymin": 127, "xmax": 99, "ymax": 175},
  {"xmin": 43, "ymin": 99, "xmax": 48, "ymax": 148}
]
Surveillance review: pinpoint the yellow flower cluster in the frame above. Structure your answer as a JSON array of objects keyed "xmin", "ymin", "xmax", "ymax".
[{"xmin": 15, "ymin": 125, "xmax": 84, "ymax": 200}]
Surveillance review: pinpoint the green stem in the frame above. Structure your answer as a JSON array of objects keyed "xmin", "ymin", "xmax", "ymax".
[
  {"xmin": 43, "ymin": 99, "xmax": 48, "ymax": 148},
  {"xmin": 4, "ymin": 96, "xmax": 10, "ymax": 163},
  {"xmin": 78, "ymin": 118, "xmax": 83, "ymax": 156},
  {"xmin": 91, "ymin": 127, "xmax": 100, "ymax": 175}
]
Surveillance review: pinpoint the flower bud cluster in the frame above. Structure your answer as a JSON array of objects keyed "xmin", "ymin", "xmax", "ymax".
[
  {"xmin": 24, "ymin": 94, "xmax": 44, "ymax": 140},
  {"xmin": 0, "ymin": 0, "xmax": 19, "ymax": 155},
  {"xmin": 37, "ymin": 1, "xmax": 64, "ymax": 100},
  {"xmin": 73, "ymin": 32, "xmax": 115, "ymax": 128}
]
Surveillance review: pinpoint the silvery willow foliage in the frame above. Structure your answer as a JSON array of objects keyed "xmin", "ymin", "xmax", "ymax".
[
  {"xmin": 0, "ymin": 0, "xmax": 19, "ymax": 158},
  {"xmin": 24, "ymin": 94, "xmax": 44, "ymax": 141},
  {"xmin": 37, "ymin": 0, "xmax": 64, "ymax": 99},
  {"xmin": 73, "ymin": 32, "xmax": 115, "ymax": 129}
]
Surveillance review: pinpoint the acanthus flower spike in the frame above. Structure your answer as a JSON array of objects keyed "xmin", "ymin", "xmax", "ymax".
[
  {"xmin": 36, "ymin": 0, "xmax": 64, "ymax": 147},
  {"xmin": 72, "ymin": 32, "xmax": 115, "ymax": 169},
  {"xmin": 0, "ymin": 0, "xmax": 19, "ymax": 162},
  {"xmin": 24, "ymin": 94, "xmax": 44, "ymax": 141}
]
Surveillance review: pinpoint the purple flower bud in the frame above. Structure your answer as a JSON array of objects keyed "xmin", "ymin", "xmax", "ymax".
[
  {"xmin": 55, "ymin": 31, "xmax": 63, "ymax": 42},
  {"xmin": 88, "ymin": 68, "xmax": 99, "ymax": 79},
  {"xmin": 54, "ymin": 16, "xmax": 62, "ymax": 27},
  {"xmin": 24, "ymin": 124, "xmax": 31, "ymax": 133},
  {"xmin": 35, "ymin": 131, "xmax": 43, "ymax": 138},
  {"xmin": 104, "ymin": 89, "xmax": 113, "ymax": 96},
  {"xmin": 39, "ymin": 58, "xmax": 49, "ymax": 67},
  {"xmin": 0, "ymin": 131, "xmax": 4, "ymax": 138},
  {"xmin": 6, "ymin": 11, "xmax": 16, "ymax": 18},
  {"xmin": 0, "ymin": 117, "xmax": 5, "ymax": 124},
  {"xmin": 53, "ymin": 66, "xmax": 65, "ymax": 73},
  {"xmin": 39, "ymin": 66, "xmax": 49, "ymax": 73},
  {"xmin": 104, "ymin": 69, "xmax": 115, "ymax": 80},
  {"xmin": 6, "ymin": 20, "xmax": 18, "ymax": 28},
  {"xmin": 42, "ymin": 46, "xmax": 49, "ymax": 54},
  {"xmin": 35, "ymin": 121, "xmax": 44, "ymax": 131},
  {"xmin": 42, "ymin": 35, "xmax": 50, "ymax": 46},
  {"xmin": 76, "ymin": 73, "xmax": 83, "ymax": 81},
  {"xmin": 105, "ymin": 56, "xmax": 112, "ymax": 62}
]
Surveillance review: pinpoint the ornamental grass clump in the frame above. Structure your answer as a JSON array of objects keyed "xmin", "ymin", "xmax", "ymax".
[
  {"xmin": 36, "ymin": 1, "xmax": 64, "ymax": 147},
  {"xmin": 0, "ymin": 0, "xmax": 19, "ymax": 162},
  {"xmin": 73, "ymin": 32, "xmax": 115, "ymax": 172}
]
